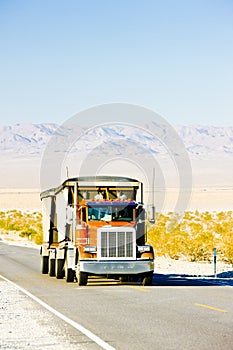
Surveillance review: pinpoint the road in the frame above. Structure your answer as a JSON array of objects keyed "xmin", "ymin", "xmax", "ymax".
[{"xmin": 0, "ymin": 242, "xmax": 233, "ymax": 350}]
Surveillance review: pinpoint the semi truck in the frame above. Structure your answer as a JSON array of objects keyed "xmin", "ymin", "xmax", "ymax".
[{"xmin": 40, "ymin": 176, "xmax": 154, "ymax": 286}]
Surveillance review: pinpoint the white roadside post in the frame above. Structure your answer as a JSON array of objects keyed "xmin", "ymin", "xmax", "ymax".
[{"xmin": 214, "ymin": 247, "xmax": 217, "ymax": 278}]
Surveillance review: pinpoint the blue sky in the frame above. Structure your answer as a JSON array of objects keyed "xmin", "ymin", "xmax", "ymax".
[{"xmin": 0, "ymin": 0, "xmax": 233, "ymax": 126}]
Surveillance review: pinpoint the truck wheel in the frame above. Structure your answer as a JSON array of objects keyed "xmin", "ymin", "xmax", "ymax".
[
  {"xmin": 142, "ymin": 272, "xmax": 153, "ymax": 286},
  {"xmin": 41, "ymin": 256, "xmax": 49, "ymax": 274},
  {"xmin": 77, "ymin": 270, "xmax": 88, "ymax": 286},
  {"xmin": 119, "ymin": 276, "xmax": 128, "ymax": 283},
  {"xmin": 66, "ymin": 268, "xmax": 75, "ymax": 283},
  {"xmin": 56, "ymin": 259, "xmax": 64, "ymax": 279},
  {"xmin": 76, "ymin": 252, "xmax": 88, "ymax": 286},
  {"xmin": 49, "ymin": 259, "xmax": 56, "ymax": 277},
  {"xmin": 130, "ymin": 275, "xmax": 139, "ymax": 283}
]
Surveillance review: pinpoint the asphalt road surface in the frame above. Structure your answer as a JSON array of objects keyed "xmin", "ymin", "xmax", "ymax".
[{"xmin": 0, "ymin": 242, "xmax": 233, "ymax": 350}]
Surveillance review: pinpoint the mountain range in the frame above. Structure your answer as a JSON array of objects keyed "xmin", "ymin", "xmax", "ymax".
[{"xmin": 1, "ymin": 123, "xmax": 233, "ymax": 159}]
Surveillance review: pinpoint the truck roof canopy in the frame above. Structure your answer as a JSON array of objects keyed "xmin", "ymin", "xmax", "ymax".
[
  {"xmin": 63, "ymin": 175, "xmax": 139, "ymax": 184},
  {"xmin": 40, "ymin": 175, "xmax": 141, "ymax": 199}
]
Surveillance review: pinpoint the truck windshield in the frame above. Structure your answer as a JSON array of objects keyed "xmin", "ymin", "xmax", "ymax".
[{"xmin": 88, "ymin": 205, "xmax": 134, "ymax": 222}]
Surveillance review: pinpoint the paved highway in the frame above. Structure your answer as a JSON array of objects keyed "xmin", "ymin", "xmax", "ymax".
[{"xmin": 0, "ymin": 242, "xmax": 233, "ymax": 350}]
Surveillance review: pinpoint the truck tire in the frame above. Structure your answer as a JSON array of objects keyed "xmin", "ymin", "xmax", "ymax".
[
  {"xmin": 49, "ymin": 259, "xmax": 56, "ymax": 277},
  {"xmin": 142, "ymin": 272, "xmax": 153, "ymax": 286},
  {"xmin": 77, "ymin": 270, "xmax": 88, "ymax": 286},
  {"xmin": 41, "ymin": 256, "xmax": 49, "ymax": 274},
  {"xmin": 75, "ymin": 250, "xmax": 88, "ymax": 286},
  {"xmin": 66, "ymin": 268, "xmax": 75, "ymax": 283},
  {"xmin": 119, "ymin": 276, "xmax": 128, "ymax": 283},
  {"xmin": 56, "ymin": 259, "xmax": 64, "ymax": 279},
  {"xmin": 130, "ymin": 275, "xmax": 139, "ymax": 283}
]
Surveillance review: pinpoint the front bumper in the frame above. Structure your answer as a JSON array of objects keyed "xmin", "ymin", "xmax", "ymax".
[{"xmin": 80, "ymin": 260, "xmax": 154, "ymax": 275}]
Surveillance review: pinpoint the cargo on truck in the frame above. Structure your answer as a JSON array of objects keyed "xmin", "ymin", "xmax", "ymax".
[{"xmin": 40, "ymin": 176, "xmax": 154, "ymax": 286}]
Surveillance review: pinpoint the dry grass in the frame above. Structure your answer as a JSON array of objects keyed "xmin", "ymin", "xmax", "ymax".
[
  {"xmin": 148, "ymin": 210, "xmax": 233, "ymax": 264},
  {"xmin": 0, "ymin": 210, "xmax": 43, "ymax": 244}
]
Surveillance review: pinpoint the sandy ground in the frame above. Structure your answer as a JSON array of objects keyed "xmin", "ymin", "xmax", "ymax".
[
  {"xmin": 154, "ymin": 256, "xmax": 233, "ymax": 278},
  {"xmin": 1, "ymin": 187, "xmax": 233, "ymax": 212},
  {"xmin": 0, "ymin": 188, "xmax": 41, "ymax": 211},
  {"xmin": 0, "ymin": 154, "xmax": 233, "ymax": 211}
]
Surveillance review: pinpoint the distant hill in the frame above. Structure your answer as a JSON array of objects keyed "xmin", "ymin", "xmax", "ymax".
[
  {"xmin": 1, "ymin": 123, "xmax": 233, "ymax": 159},
  {"xmin": 0, "ymin": 123, "xmax": 233, "ymax": 208},
  {"xmin": 1, "ymin": 123, "xmax": 233, "ymax": 189},
  {"xmin": 176, "ymin": 125, "xmax": 233, "ymax": 158},
  {"xmin": 0, "ymin": 124, "xmax": 57, "ymax": 157}
]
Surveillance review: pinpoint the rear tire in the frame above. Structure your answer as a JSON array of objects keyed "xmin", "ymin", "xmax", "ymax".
[
  {"xmin": 49, "ymin": 258, "xmax": 56, "ymax": 277},
  {"xmin": 56, "ymin": 259, "xmax": 64, "ymax": 279},
  {"xmin": 41, "ymin": 256, "xmax": 49, "ymax": 274},
  {"xmin": 130, "ymin": 275, "xmax": 139, "ymax": 283},
  {"xmin": 66, "ymin": 268, "xmax": 75, "ymax": 283},
  {"xmin": 119, "ymin": 276, "xmax": 128, "ymax": 283}
]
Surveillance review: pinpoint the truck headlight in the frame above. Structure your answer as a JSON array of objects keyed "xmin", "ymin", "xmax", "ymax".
[{"xmin": 84, "ymin": 246, "xmax": 97, "ymax": 253}]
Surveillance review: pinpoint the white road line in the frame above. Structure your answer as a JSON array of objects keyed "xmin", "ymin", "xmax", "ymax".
[{"xmin": 0, "ymin": 274, "xmax": 116, "ymax": 350}]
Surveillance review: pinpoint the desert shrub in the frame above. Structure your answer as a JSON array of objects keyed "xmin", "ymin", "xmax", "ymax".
[
  {"xmin": 147, "ymin": 213, "xmax": 168, "ymax": 256},
  {"xmin": 148, "ymin": 210, "xmax": 233, "ymax": 263},
  {"xmin": 186, "ymin": 230, "xmax": 215, "ymax": 262},
  {"xmin": 165, "ymin": 229, "xmax": 189, "ymax": 260},
  {"xmin": 20, "ymin": 227, "xmax": 37, "ymax": 240},
  {"xmin": 0, "ymin": 210, "xmax": 42, "ymax": 244},
  {"xmin": 218, "ymin": 231, "xmax": 233, "ymax": 265}
]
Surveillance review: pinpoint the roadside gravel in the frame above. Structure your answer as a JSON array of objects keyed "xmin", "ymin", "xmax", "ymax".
[
  {"xmin": 154, "ymin": 256, "xmax": 233, "ymax": 277},
  {"xmin": 0, "ymin": 278, "xmax": 88, "ymax": 350}
]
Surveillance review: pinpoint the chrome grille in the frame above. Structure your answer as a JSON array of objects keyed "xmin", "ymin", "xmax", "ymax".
[{"xmin": 99, "ymin": 228, "xmax": 135, "ymax": 259}]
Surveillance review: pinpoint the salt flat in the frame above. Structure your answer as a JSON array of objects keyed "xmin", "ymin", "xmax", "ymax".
[
  {"xmin": 0, "ymin": 187, "xmax": 233, "ymax": 212},
  {"xmin": 0, "ymin": 188, "xmax": 41, "ymax": 211},
  {"xmin": 0, "ymin": 153, "xmax": 232, "ymax": 212}
]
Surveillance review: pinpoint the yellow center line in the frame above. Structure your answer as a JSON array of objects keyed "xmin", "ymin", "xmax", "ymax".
[
  {"xmin": 195, "ymin": 303, "xmax": 227, "ymax": 313},
  {"xmin": 129, "ymin": 286, "xmax": 150, "ymax": 293}
]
